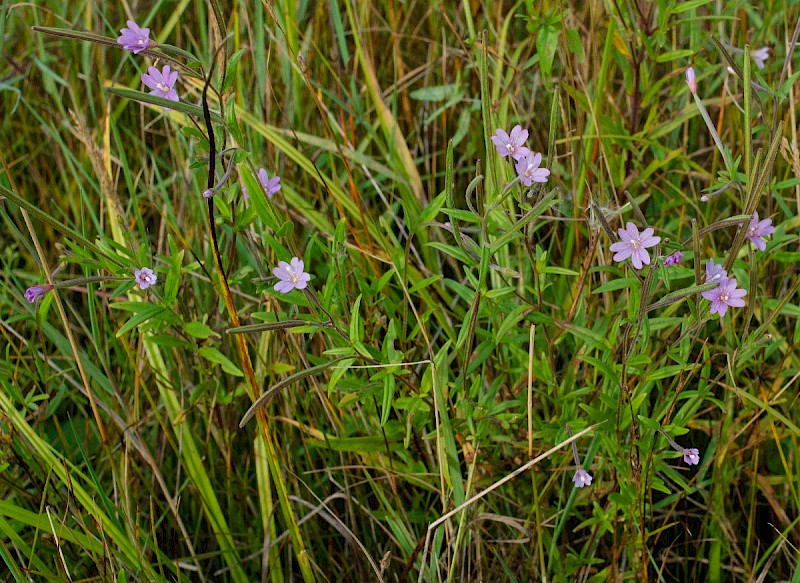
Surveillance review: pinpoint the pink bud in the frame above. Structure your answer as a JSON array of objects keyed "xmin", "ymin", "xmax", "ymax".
[{"xmin": 685, "ymin": 67, "xmax": 697, "ymax": 94}]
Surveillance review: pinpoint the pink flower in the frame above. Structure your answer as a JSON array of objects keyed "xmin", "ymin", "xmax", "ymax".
[
  {"xmin": 609, "ymin": 222, "xmax": 661, "ymax": 270},
  {"xmin": 514, "ymin": 151, "xmax": 550, "ymax": 186},
  {"xmin": 685, "ymin": 67, "xmax": 697, "ymax": 94},
  {"xmin": 25, "ymin": 284, "xmax": 54, "ymax": 303},
  {"xmin": 242, "ymin": 168, "xmax": 282, "ymax": 199},
  {"xmin": 117, "ymin": 20, "xmax": 151, "ymax": 54},
  {"xmin": 704, "ymin": 259, "xmax": 727, "ymax": 283},
  {"xmin": 134, "ymin": 267, "xmax": 157, "ymax": 290},
  {"xmin": 572, "ymin": 468, "xmax": 593, "ymax": 488},
  {"xmin": 702, "ymin": 277, "xmax": 746, "ymax": 317},
  {"xmin": 663, "ymin": 250, "xmax": 683, "ymax": 267},
  {"xmin": 257, "ymin": 168, "xmax": 282, "ymax": 198},
  {"xmin": 273, "ymin": 257, "xmax": 310, "ymax": 293},
  {"xmin": 141, "ymin": 65, "xmax": 179, "ymax": 104},
  {"xmin": 490, "ymin": 125, "xmax": 531, "ymax": 161},
  {"xmin": 683, "ymin": 448, "xmax": 700, "ymax": 466},
  {"xmin": 659, "ymin": 429, "xmax": 701, "ymax": 467},
  {"xmin": 745, "ymin": 211, "xmax": 775, "ymax": 251}
]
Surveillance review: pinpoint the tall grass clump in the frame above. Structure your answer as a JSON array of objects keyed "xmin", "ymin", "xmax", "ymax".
[{"xmin": 2, "ymin": 1, "xmax": 800, "ymax": 581}]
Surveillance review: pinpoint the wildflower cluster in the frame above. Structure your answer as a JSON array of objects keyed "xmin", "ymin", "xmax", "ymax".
[
  {"xmin": 491, "ymin": 125, "xmax": 550, "ymax": 186},
  {"xmin": 117, "ymin": 20, "xmax": 179, "ymax": 106}
]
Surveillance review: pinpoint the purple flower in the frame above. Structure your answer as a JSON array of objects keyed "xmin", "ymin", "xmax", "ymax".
[
  {"xmin": 659, "ymin": 429, "xmax": 701, "ymax": 467},
  {"xmin": 514, "ymin": 152, "xmax": 550, "ymax": 186},
  {"xmin": 685, "ymin": 67, "xmax": 697, "ymax": 94},
  {"xmin": 203, "ymin": 189, "xmax": 214, "ymax": 198},
  {"xmin": 609, "ymin": 222, "xmax": 661, "ymax": 270},
  {"xmin": 117, "ymin": 20, "xmax": 151, "ymax": 54},
  {"xmin": 273, "ymin": 257, "xmax": 310, "ymax": 293},
  {"xmin": 491, "ymin": 125, "xmax": 531, "ymax": 161},
  {"xmin": 242, "ymin": 168, "xmax": 282, "ymax": 200},
  {"xmin": 663, "ymin": 250, "xmax": 683, "ymax": 267},
  {"xmin": 257, "ymin": 168, "xmax": 282, "ymax": 198},
  {"xmin": 25, "ymin": 284, "xmax": 54, "ymax": 303},
  {"xmin": 702, "ymin": 277, "xmax": 746, "ymax": 317},
  {"xmin": 141, "ymin": 65, "xmax": 179, "ymax": 104},
  {"xmin": 704, "ymin": 259, "xmax": 727, "ymax": 283},
  {"xmin": 745, "ymin": 211, "xmax": 775, "ymax": 251},
  {"xmin": 683, "ymin": 448, "xmax": 700, "ymax": 466},
  {"xmin": 134, "ymin": 267, "xmax": 157, "ymax": 290},
  {"xmin": 751, "ymin": 46, "xmax": 770, "ymax": 69},
  {"xmin": 572, "ymin": 468, "xmax": 593, "ymax": 488}
]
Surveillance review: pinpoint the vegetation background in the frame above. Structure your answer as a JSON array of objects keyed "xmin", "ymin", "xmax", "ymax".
[{"xmin": 1, "ymin": 0, "xmax": 799, "ymax": 581}]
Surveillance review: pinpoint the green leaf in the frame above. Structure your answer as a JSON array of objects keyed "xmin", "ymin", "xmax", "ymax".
[
  {"xmin": 592, "ymin": 278, "xmax": 640, "ymax": 294},
  {"xmin": 536, "ymin": 25, "xmax": 559, "ymax": 78},
  {"xmin": 241, "ymin": 166, "xmax": 281, "ymax": 232},
  {"xmin": 222, "ymin": 48, "xmax": 247, "ymax": 93},
  {"xmin": 186, "ymin": 321, "xmax": 218, "ymax": 339},
  {"xmin": 655, "ymin": 49, "xmax": 695, "ymax": 63},
  {"xmin": 116, "ymin": 305, "xmax": 166, "ymax": 337},
  {"xmin": 198, "ymin": 347, "xmax": 244, "ymax": 377},
  {"xmin": 164, "ymin": 250, "xmax": 183, "ymax": 305}
]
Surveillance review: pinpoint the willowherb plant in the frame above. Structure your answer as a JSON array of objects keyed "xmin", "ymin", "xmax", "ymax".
[{"xmin": 7, "ymin": 3, "xmax": 797, "ymax": 582}]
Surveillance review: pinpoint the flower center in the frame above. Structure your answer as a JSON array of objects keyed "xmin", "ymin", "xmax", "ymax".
[
  {"xmin": 137, "ymin": 39, "xmax": 145, "ymax": 44},
  {"xmin": 289, "ymin": 271, "xmax": 301, "ymax": 283},
  {"xmin": 719, "ymin": 292, "xmax": 728, "ymax": 302},
  {"xmin": 506, "ymin": 144, "xmax": 515, "ymax": 154},
  {"xmin": 156, "ymin": 82, "xmax": 169, "ymax": 93},
  {"xmin": 630, "ymin": 239, "xmax": 641, "ymax": 250}
]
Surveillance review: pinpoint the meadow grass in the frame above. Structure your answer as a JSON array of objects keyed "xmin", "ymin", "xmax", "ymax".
[{"xmin": 2, "ymin": 1, "xmax": 800, "ymax": 581}]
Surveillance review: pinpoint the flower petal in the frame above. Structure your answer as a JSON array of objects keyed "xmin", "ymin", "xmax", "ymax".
[{"xmin": 613, "ymin": 248, "xmax": 633, "ymax": 262}]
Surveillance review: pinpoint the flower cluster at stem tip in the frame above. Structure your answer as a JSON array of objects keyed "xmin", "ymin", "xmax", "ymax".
[
  {"xmin": 117, "ymin": 20, "xmax": 180, "ymax": 106},
  {"xmin": 491, "ymin": 125, "xmax": 550, "ymax": 186}
]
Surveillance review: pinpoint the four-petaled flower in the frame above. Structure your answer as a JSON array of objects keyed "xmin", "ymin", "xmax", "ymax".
[
  {"xmin": 751, "ymin": 46, "xmax": 770, "ymax": 69},
  {"xmin": 141, "ymin": 65, "xmax": 179, "ymax": 104},
  {"xmin": 702, "ymin": 277, "xmax": 746, "ymax": 317},
  {"xmin": 704, "ymin": 259, "xmax": 727, "ymax": 283},
  {"xmin": 663, "ymin": 250, "xmax": 683, "ymax": 267},
  {"xmin": 117, "ymin": 20, "xmax": 151, "ymax": 54},
  {"xmin": 659, "ymin": 429, "xmax": 701, "ymax": 467},
  {"xmin": 745, "ymin": 211, "xmax": 775, "ymax": 251},
  {"xmin": 683, "ymin": 448, "xmax": 700, "ymax": 466},
  {"xmin": 273, "ymin": 257, "xmax": 311, "ymax": 293},
  {"xmin": 572, "ymin": 468, "xmax": 593, "ymax": 488},
  {"xmin": 514, "ymin": 151, "xmax": 550, "ymax": 186},
  {"xmin": 610, "ymin": 222, "xmax": 661, "ymax": 269},
  {"xmin": 25, "ymin": 284, "xmax": 54, "ymax": 303},
  {"xmin": 135, "ymin": 267, "xmax": 157, "ymax": 290},
  {"xmin": 491, "ymin": 125, "xmax": 531, "ymax": 161},
  {"xmin": 257, "ymin": 168, "xmax": 282, "ymax": 198},
  {"xmin": 242, "ymin": 168, "xmax": 283, "ymax": 199},
  {"xmin": 685, "ymin": 67, "xmax": 697, "ymax": 94}
]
